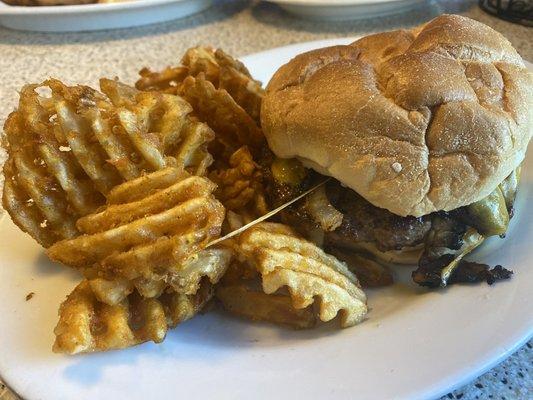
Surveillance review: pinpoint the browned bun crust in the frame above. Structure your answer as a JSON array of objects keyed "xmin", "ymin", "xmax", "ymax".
[{"xmin": 262, "ymin": 15, "xmax": 532, "ymax": 217}]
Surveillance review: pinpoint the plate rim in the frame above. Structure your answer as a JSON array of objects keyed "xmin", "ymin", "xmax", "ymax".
[
  {"xmin": 0, "ymin": 0, "xmax": 192, "ymax": 15},
  {"xmin": 265, "ymin": 0, "xmax": 424, "ymax": 7}
]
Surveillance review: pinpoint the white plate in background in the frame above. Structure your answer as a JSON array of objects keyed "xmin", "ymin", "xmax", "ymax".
[
  {"xmin": 0, "ymin": 39, "xmax": 531, "ymax": 400},
  {"xmin": 0, "ymin": 0, "xmax": 213, "ymax": 32},
  {"xmin": 265, "ymin": 0, "xmax": 428, "ymax": 20}
]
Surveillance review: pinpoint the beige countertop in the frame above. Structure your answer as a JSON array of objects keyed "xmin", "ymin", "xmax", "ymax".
[{"xmin": 0, "ymin": 1, "xmax": 531, "ymax": 399}]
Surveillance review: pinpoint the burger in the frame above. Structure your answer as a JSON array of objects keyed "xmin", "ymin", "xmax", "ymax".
[{"xmin": 260, "ymin": 15, "xmax": 532, "ymax": 288}]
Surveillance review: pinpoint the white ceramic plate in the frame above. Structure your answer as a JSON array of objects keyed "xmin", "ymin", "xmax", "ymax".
[
  {"xmin": 0, "ymin": 0, "xmax": 213, "ymax": 32},
  {"xmin": 265, "ymin": 0, "xmax": 427, "ymax": 20},
  {"xmin": 0, "ymin": 38, "xmax": 532, "ymax": 400}
]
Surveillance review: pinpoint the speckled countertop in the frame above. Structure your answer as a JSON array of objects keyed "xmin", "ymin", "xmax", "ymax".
[{"xmin": 0, "ymin": 1, "xmax": 531, "ymax": 399}]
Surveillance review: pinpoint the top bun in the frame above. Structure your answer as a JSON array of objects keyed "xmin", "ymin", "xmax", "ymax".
[{"xmin": 261, "ymin": 15, "xmax": 532, "ymax": 217}]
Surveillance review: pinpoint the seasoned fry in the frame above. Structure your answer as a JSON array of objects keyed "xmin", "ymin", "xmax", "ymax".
[
  {"xmin": 234, "ymin": 223, "xmax": 367, "ymax": 328},
  {"xmin": 136, "ymin": 66, "xmax": 189, "ymax": 94},
  {"xmin": 2, "ymin": 79, "xmax": 214, "ymax": 247},
  {"xmin": 179, "ymin": 74, "xmax": 265, "ymax": 159},
  {"xmin": 182, "ymin": 47, "xmax": 263, "ymax": 121},
  {"xmin": 53, "ymin": 280, "xmax": 213, "ymax": 354},
  {"xmin": 100, "ymin": 78, "xmax": 214, "ymax": 176},
  {"xmin": 136, "ymin": 47, "xmax": 264, "ymax": 122},
  {"xmin": 88, "ymin": 246, "xmax": 232, "ymax": 306},
  {"xmin": 47, "ymin": 168, "xmax": 229, "ymax": 292},
  {"xmin": 210, "ymin": 146, "xmax": 268, "ymax": 219}
]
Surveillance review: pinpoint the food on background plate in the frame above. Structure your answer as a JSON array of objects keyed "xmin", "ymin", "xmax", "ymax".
[
  {"xmin": 1, "ymin": 14, "xmax": 530, "ymax": 355},
  {"xmin": 261, "ymin": 14, "xmax": 532, "ymax": 288},
  {"xmin": 2, "ymin": 0, "xmax": 127, "ymax": 5}
]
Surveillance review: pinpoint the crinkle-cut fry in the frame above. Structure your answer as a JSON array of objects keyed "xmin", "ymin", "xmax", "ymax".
[
  {"xmin": 10, "ymin": 151, "xmax": 79, "ymax": 240},
  {"xmin": 178, "ymin": 74, "xmax": 265, "ymax": 157},
  {"xmin": 136, "ymin": 66, "xmax": 189, "ymax": 94},
  {"xmin": 181, "ymin": 46, "xmax": 221, "ymax": 83},
  {"xmin": 88, "ymin": 247, "xmax": 232, "ymax": 305},
  {"xmin": 212, "ymin": 48, "xmax": 253, "ymax": 78},
  {"xmin": 217, "ymin": 283, "xmax": 316, "ymax": 329},
  {"xmin": 53, "ymin": 280, "xmax": 213, "ymax": 354},
  {"xmin": 238, "ymin": 223, "xmax": 368, "ymax": 328},
  {"xmin": 99, "ymin": 77, "xmax": 139, "ymax": 107},
  {"xmin": 168, "ymin": 247, "xmax": 233, "ymax": 295},
  {"xmin": 211, "ymin": 146, "xmax": 268, "ymax": 218},
  {"xmin": 2, "ymin": 79, "xmax": 213, "ymax": 247}
]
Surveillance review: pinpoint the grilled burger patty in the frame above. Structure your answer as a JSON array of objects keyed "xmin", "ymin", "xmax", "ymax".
[
  {"xmin": 261, "ymin": 152, "xmax": 431, "ymax": 253},
  {"xmin": 325, "ymin": 181, "xmax": 431, "ymax": 252}
]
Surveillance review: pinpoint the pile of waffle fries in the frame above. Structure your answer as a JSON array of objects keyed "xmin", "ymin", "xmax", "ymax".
[{"xmin": 1, "ymin": 47, "xmax": 367, "ymax": 354}]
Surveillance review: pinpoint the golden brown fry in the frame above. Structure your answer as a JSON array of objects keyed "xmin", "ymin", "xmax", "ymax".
[
  {"xmin": 2, "ymin": 79, "xmax": 214, "ymax": 247},
  {"xmin": 136, "ymin": 66, "xmax": 189, "ymax": 94},
  {"xmin": 210, "ymin": 146, "xmax": 268, "ymax": 219},
  {"xmin": 182, "ymin": 47, "xmax": 264, "ymax": 122},
  {"xmin": 217, "ymin": 283, "xmax": 316, "ymax": 329},
  {"xmin": 88, "ymin": 247, "xmax": 232, "ymax": 306},
  {"xmin": 47, "ymin": 168, "xmax": 228, "ymax": 292},
  {"xmin": 53, "ymin": 280, "xmax": 213, "ymax": 354},
  {"xmin": 100, "ymin": 78, "xmax": 214, "ymax": 176},
  {"xmin": 179, "ymin": 74, "xmax": 264, "ymax": 159},
  {"xmin": 181, "ymin": 46, "xmax": 221, "ymax": 84},
  {"xmin": 136, "ymin": 47, "xmax": 264, "ymax": 123},
  {"xmin": 237, "ymin": 223, "xmax": 367, "ymax": 328}
]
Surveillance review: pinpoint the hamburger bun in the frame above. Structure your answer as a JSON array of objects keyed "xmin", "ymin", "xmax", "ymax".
[{"xmin": 261, "ymin": 15, "xmax": 532, "ymax": 217}]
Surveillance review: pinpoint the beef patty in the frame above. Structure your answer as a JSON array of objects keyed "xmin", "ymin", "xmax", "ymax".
[{"xmin": 262, "ymin": 154, "xmax": 431, "ymax": 252}]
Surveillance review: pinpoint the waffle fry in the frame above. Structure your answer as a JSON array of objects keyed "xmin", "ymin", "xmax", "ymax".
[
  {"xmin": 136, "ymin": 66, "xmax": 189, "ymax": 94},
  {"xmin": 236, "ymin": 223, "xmax": 367, "ymax": 328},
  {"xmin": 136, "ymin": 47, "xmax": 264, "ymax": 122},
  {"xmin": 53, "ymin": 280, "xmax": 213, "ymax": 354},
  {"xmin": 210, "ymin": 146, "xmax": 268, "ymax": 220},
  {"xmin": 182, "ymin": 47, "xmax": 263, "ymax": 122},
  {"xmin": 99, "ymin": 78, "xmax": 214, "ymax": 176},
  {"xmin": 46, "ymin": 167, "xmax": 228, "ymax": 292},
  {"xmin": 179, "ymin": 74, "xmax": 264, "ymax": 160},
  {"xmin": 217, "ymin": 282, "xmax": 316, "ymax": 329},
  {"xmin": 88, "ymin": 247, "xmax": 232, "ymax": 306},
  {"xmin": 2, "ymin": 79, "xmax": 214, "ymax": 247},
  {"xmin": 216, "ymin": 261, "xmax": 315, "ymax": 328}
]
